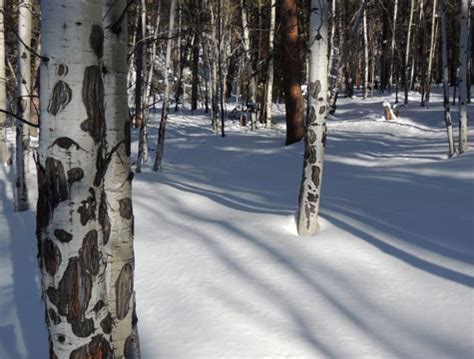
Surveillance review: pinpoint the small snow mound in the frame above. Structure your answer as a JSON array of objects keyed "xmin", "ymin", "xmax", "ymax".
[{"xmin": 282, "ymin": 214, "xmax": 298, "ymax": 235}]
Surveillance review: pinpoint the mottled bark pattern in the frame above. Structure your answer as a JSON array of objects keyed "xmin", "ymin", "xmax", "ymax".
[
  {"xmin": 297, "ymin": 0, "xmax": 329, "ymax": 236},
  {"xmin": 115, "ymin": 263, "xmax": 133, "ymax": 320},
  {"xmin": 47, "ymin": 81, "xmax": 73, "ymax": 115}
]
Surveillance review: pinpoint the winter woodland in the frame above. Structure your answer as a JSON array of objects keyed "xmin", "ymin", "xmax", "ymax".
[{"xmin": 0, "ymin": 0, "xmax": 473, "ymax": 358}]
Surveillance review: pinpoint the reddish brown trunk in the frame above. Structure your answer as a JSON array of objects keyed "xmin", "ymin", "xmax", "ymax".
[{"xmin": 280, "ymin": 0, "xmax": 304, "ymax": 145}]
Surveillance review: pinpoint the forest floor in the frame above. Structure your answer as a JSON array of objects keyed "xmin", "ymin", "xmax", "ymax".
[{"xmin": 0, "ymin": 89, "xmax": 473, "ymax": 358}]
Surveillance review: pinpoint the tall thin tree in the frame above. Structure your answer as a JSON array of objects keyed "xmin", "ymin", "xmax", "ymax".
[
  {"xmin": 458, "ymin": 0, "xmax": 469, "ymax": 153},
  {"xmin": 297, "ymin": 0, "xmax": 328, "ymax": 236}
]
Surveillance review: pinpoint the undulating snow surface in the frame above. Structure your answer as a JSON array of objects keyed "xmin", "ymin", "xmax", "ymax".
[{"xmin": 1, "ymin": 90, "xmax": 473, "ymax": 358}]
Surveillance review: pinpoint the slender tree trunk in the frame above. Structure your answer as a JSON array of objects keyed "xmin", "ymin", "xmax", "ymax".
[
  {"xmin": 458, "ymin": 0, "xmax": 469, "ymax": 153},
  {"xmin": 38, "ymin": 0, "xmax": 114, "ymax": 356},
  {"xmin": 440, "ymin": 0, "xmax": 455, "ymax": 157},
  {"xmin": 264, "ymin": 0, "xmax": 276, "ymax": 127},
  {"xmin": 191, "ymin": 0, "xmax": 201, "ymax": 113},
  {"xmin": 103, "ymin": 0, "xmax": 141, "ymax": 357},
  {"xmin": 280, "ymin": 0, "xmax": 304, "ymax": 145},
  {"xmin": 425, "ymin": 0, "xmax": 438, "ymax": 108},
  {"xmin": 15, "ymin": 0, "xmax": 32, "ymax": 212},
  {"xmin": 0, "ymin": 0, "xmax": 7, "ymax": 165},
  {"xmin": 297, "ymin": 0, "xmax": 328, "ymax": 236},
  {"xmin": 389, "ymin": 0, "xmax": 398, "ymax": 88},
  {"xmin": 363, "ymin": 8, "xmax": 369, "ymax": 99},
  {"xmin": 154, "ymin": 0, "xmax": 177, "ymax": 172},
  {"xmin": 217, "ymin": 0, "xmax": 225, "ymax": 137},
  {"xmin": 404, "ymin": 0, "xmax": 415, "ymax": 104}
]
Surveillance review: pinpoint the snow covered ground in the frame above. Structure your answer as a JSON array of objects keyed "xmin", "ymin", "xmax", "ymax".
[{"xmin": 1, "ymin": 90, "xmax": 473, "ymax": 358}]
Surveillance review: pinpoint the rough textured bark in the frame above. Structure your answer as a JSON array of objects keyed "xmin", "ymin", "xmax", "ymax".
[
  {"xmin": 154, "ymin": 0, "xmax": 177, "ymax": 172},
  {"xmin": 38, "ymin": 0, "xmax": 113, "ymax": 356},
  {"xmin": 264, "ymin": 0, "xmax": 276, "ymax": 127},
  {"xmin": 280, "ymin": 0, "xmax": 304, "ymax": 145},
  {"xmin": 15, "ymin": 0, "xmax": 32, "ymax": 212},
  {"xmin": 297, "ymin": 0, "xmax": 328, "ymax": 236},
  {"xmin": 0, "ymin": 0, "xmax": 7, "ymax": 165},
  {"xmin": 439, "ymin": 0, "xmax": 455, "ymax": 157},
  {"xmin": 103, "ymin": 0, "xmax": 140, "ymax": 357},
  {"xmin": 458, "ymin": 0, "xmax": 469, "ymax": 153}
]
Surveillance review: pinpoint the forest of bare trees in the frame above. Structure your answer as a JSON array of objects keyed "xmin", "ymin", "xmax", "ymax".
[{"xmin": 0, "ymin": 0, "xmax": 472, "ymax": 357}]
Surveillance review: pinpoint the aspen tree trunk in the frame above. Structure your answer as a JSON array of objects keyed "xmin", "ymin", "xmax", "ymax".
[
  {"xmin": 136, "ymin": 0, "xmax": 149, "ymax": 172},
  {"xmin": 15, "ymin": 0, "xmax": 32, "ymax": 212},
  {"xmin": 38, "ymin": 0, "xmax": 114, "ymax": 356},
  {"xmin": 174, "ymin": 6, "xmax": 183, "ymax": 112},
  {"xmin": 103, "ymin": 0, "xmax": 141, "ymax": 357},
  {"xmin": 30, "ymin": 37, "xmax": 41, "ymax": 137},
  {"xmin": 240, "ymin": 0, "xmax": 256, "ymax": 131},
  {"xmin": 216, "ymin": 0, "xmax": 226, "ymax": 137},
  {"xmin": 328, "ymin": 0, "xmax": 340, "ymax": 113},
  {"xmin": 208, "ymin": 3, "xmax": 219, "ymax": 132},
  {"xmin": 0, "ymin": 0, "xmax": 7, "ymax": 166},
  {"xmin": 404, "ymin": 0, "xmax": 415, "ymax": 104},
  {"xmin": 347, "ymin": 0, "xmax": 367, "ymax": 98},
  {"xmin": 280, "ymin": 0, "xmax": 304, "ymax": 145},
  {"xmin": 264, "ymin": 0, "xmax": 276, "ymax": 127},
  {"xmin": 388, "ymin": 0, "xmax": 398, "ymax": 88},
  {"xmin": 154, "ymin": 0, "xmax": 177, "ymax": 172},
  {"xmin": 297, "ymin": 0, "xmax": 328, "ymax": 236},
  {"xmin": 363, "ymin": 8, "xmax": 369, "ymax": 99},
  {"xmin": 144, "ymin": 0, "xmax": 162, "ymax": 115},
  {"xmin": 191, "ymin": 0, "xmax": 201, "ymax": 113},
  {"xmin": 458, "ymin": 0, "xmax": 469, "ymax": 153},
  {"xmin": 425, "ymin": 0, "xmax": 438, "ymax": 108},
  {"xmin": 134, "ymin": 1, "xmax": 146, "ymax": 129},
  {"xmin": 440, "ymin": 0, "xmax": 455, "ymax": 157}
]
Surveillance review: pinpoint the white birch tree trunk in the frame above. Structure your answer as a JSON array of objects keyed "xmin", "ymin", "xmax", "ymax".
[
  {"xmin": 440, "ymin": 0, "xmax": 455, "ymax": 157},
  {"xmin": 363, "ymin": 8, "xmax": 369, "ymax": 99},
  {"xmin": 425, "ymin": 0, "xmax": 438, "ymax": 108},
  {"xmin": 297, "ymin": 0, "xmax": 328, "ymax": 236},
  {"xmin": 388, "ymin": 0, "xmax": 398, "ymax": 88},
  {"xmin": 404, "ymin": 0, "xmax": 415, "ymax": 104},
  {"xmin": 15, "ymin": 0, "xmax": 32, "ymax": 212},
  {"xmin": 38, "ymin": 0, "xmax": 114, "ymax": 356},
  {"xmin": 264, "ymin": 0, "xmax": 276, "ymax": 127},
  {"xmin": 458, "ymin": 0, "xmax": 469, "ymax": 153},
  {"xmin": 0, "ymin": 0, "xmax": 7, "ymax": 165},
  {"xmin": 154, "ymin": 0, "xmax": 177, "ymax": 172},
  {"xmin": 103, "ymin": 0, "xmax": 140, "ymax": 357}
]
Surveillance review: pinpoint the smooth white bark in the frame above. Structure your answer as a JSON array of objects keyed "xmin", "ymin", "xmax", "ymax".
[
  {"xmin": 458, "ymin": 0, "xmax": 469, "ymax": 153},
  {"xmin": 297, "ymin": 0, "xmax": 328, "ymax": 236},
  {"xmin": 264, "ymin": 0, "xmax": 276, "ymax": 127},
  {"xmin": 0, "ymin": 0, "xmax": 7, "ymax": 165}
]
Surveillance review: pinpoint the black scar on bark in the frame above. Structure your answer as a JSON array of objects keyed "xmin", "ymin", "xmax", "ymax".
[
  {"xmin": 304, "ymin": 147, "xmax": 316, "ymax": 163},
  {"xmin": 48, "ymin": 308, "xmax": 62, "ymax": 325},
  {"xmin": 93, "ymin": 300, "xmax": 106, "ymax": 313},
  {"xmin": 47, "ymin": 81, "xmax": 72, "ymax": 115},
  {"xmin": 124, "ymin": 335, "xmax": 136, "ymax": 359},
  {"xmin": 36, "ymin": 160, "xmax": 52, "ymax": 232},
  {"xmin": 67, "ymin": 168, "xmax": 84, "ymax": 184},
  {"xmin": 307, "ymin": 192, "xmax": 319, "ymax": 203},
  {"xmin": 54, "ymin": 229, "xmax": 73, "ymax": 243},
  {"xmin": 119, "ymin": 198, "xmax": 133, "ymax": 220},
  {"xmin": 89, "ymin": 25, "xmax": 104, "ymax": 59},
  {"xmin": 311, "ymin": 166, "xmax": 321, "ymax": 188},
  {"xmin": 70, "ymin": 334, "xmax": 113, "ymax": 359},
  {"xmin": 322, "ymin": 130, "xmax": 327, "ymax": 147},
  {"xmin": 81, "ymin": 66, "xmax": 105, "ymax": 143},
  {"xmin": 77, "ymin": 188, "xmax": 97, "ymax": 225},
  {"xmin": 49, "ymin": 137, "xmax": 88, "ymax": 152},
  {"xmin": 307, "ymin": 130, "xmax": 317, "ymax": 144},
  {"xmin": 17, "ymin": 97, "xmax": 27, "ymax": 115},
  {"xmin": 309, "ymin": 80, "xmax": 321, "ymax": 99},
  {"xmin": 307, "ymin": 106, "xmax": 316, "ymax": 125},
  {"xmin": 43, "ymin": 238, "xmax": 61, "ymax": 276},
  {"xmin": 116, "ymin": 263, "xmax": 133, "ymax": 320},
  {"xmin": 100, "ymin": 312, "xmax": 112, "ymax": 334},
  {"xmin": 46, "ymin": 257, "xmax": 94, "ymax": 338},
  {"xmin": 99, "ymin": 191, "xmax": 111, "ymax": 245},
  {"xmin": 57, "ymin": 64, "xmax": 68, "ymax": 77},
  {"xmin": 45, "ymin": 157, "xmax": 68, "ymax": 208},
  {"xmin": 79, "ymin": 230, "xmax": 100, "ymax": 275},
  {"xmin": 319, "ymin": 105, "xmax": 326, "ymax": 115}
]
